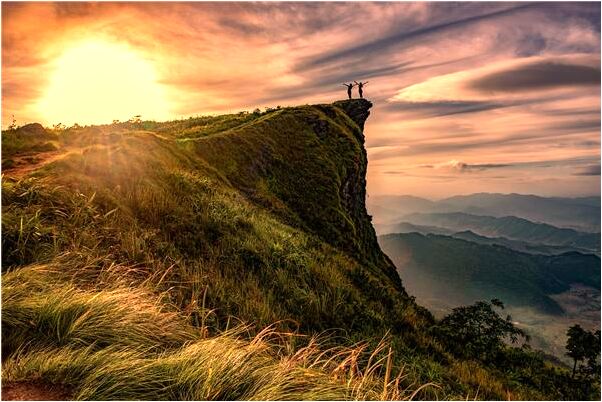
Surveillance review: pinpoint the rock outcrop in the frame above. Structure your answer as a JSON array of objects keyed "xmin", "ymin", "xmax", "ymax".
[{"xmin": 333, "ymin": 99, "xmax": 373, "ymax": 132}]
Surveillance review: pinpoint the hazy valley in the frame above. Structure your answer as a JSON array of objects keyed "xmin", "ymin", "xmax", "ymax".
[{"xmin": 370, "ymin": 193, "xmax": 601, "ymax": 365}]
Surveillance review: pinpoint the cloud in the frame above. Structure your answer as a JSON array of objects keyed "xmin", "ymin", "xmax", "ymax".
[
  {"xmin": 382, "ymin": 100, "xmax": 510, "ymax": 117},
  {"xmin": 514, "ymin": 33, "xmax": 547, "ymax": 57},
  {"xmin": 468, "ymin": 60, "xmax": 601, "ymax": 92},
  {"xmin": 432, "ymin": 160, "xmax": 510, "ymax": 173},
  {"xmin": 573, "ymin": 164, "xmax": 601, "ymax": 176},
  {"xmin": 389, "ymin": 55, "xmax": 601, "ymax": 104},
  {"xmin": 2, "ymin": 2, "xmax": 600, "ymax": 198},
  {"xmin": 297, "ymin": 3, "xmax": 529, "ymax": 70}
]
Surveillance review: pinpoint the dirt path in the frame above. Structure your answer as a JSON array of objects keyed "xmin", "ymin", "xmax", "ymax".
[
  {"xmin": 2, "ymin": 149, "xmax": 71, "ymax": 178},
  {"xmin": 2, "ymin": 381, "xmax": 73, "ymax": 401}
]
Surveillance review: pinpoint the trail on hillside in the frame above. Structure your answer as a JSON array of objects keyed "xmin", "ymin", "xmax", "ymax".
[{"xmin": 3, "ymin": 148, "xmax": 73, "ymax": 178}]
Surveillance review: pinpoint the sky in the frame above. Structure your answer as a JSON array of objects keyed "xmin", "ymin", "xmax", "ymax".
[{"xmin": 2, "ymin": 2, "xmax": 600, "ymax": 198}]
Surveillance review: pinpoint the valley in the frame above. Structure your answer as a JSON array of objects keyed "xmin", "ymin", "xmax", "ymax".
[{"xmin": 372, "ymin": 194, "xmax": 601, "ymax": 365}]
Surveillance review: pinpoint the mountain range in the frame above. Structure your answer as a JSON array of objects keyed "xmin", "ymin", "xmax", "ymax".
[
  {"xmin": 379, "ymin": 232, "xmax": 600, "ymax": 315},
  {"xmin": 369, "ymin": 193, "xmax": 600, "ymax": 233},
  {"xmin": 386, "ymin": 212, "xmax": 600, "ymax": 253}
]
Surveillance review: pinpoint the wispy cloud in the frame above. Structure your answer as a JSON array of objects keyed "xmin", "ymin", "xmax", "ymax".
[
  {"xmin": 429, "ymin": 160, "xmax": 510, "ymax": 173},
  {"xmin": 468, "ymin": 59, "xmax": 600, "ymax": 92},
  {"xmin": 573, "ymin": 164, "xmax": 601, "ymax": 176}
]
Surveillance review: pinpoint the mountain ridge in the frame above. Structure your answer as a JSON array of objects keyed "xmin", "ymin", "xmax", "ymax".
[
  {"xmin": 398, "ymin": 212, "xmax": 600, "ymax": 251},
  {"xmin": 379, "ymin": 232, "xmax": 601, "ymax": 314},
  {"xmin": 369, "ymin": 192, "xmax": 601, "ymax": 232}
]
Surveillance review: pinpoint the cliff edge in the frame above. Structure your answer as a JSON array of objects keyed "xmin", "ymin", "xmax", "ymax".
[{"xmin": 192, "ymin": 99, "xmax": 402, "ymax": 290}]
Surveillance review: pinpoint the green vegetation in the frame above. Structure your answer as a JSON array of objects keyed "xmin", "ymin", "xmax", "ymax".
[
  {"xmin": 2, "ymin": 100, "xmax": 597, "ymax": 400},
  {"xmin": 566, "ymin": 325, "xmax": 601, "ymax": 380},
  {"xmin": 2, "ymin": 266, "xmax": 428, "ymax": 400},
  {"xmin": 436, "ymin": 299, "xmax": 528, "ymax": 361},
  {"xmin": 432, "ymin": 300, "xmax": 600, "ymax": 400},
  {"xmin": 2, "ymin": 123, "xmax": 59, "ymax": 158}
]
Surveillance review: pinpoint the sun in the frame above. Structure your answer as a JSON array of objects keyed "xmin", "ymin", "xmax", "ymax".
[{"xmin": 37, "ymin": 40, "xmax": 170, "ymax": 126}]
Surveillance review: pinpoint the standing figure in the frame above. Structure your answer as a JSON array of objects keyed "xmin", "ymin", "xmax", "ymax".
[
  {"xmin": 342, "ymin": 82, "xmax": 354, "ymax": 99},
  {"xmin": 354, "ymin": 81, "xmax": 368, "ymax": 98}
]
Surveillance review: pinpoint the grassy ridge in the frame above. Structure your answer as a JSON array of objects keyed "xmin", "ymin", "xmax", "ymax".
[{"xmin": 1, "ymin": 102, "xmax": 565, "ymax": 399}]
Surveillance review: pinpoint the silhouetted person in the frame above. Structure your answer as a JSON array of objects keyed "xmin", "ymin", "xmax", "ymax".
[
  {"xmin": 354, "ymin": 81, "xmax": 368, "ymax": 98},
  {"xmin": 342, "ymin": 83, "xmax": 354, "ymax": 99}
]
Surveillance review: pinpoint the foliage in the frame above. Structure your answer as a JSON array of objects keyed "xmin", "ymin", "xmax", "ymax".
[
  {"xmin": 566, "ymin": 324, "xmax": 601, "ymax": 378},
  {"xmin": 436, "ymin": 299, "xmax": 528, "ymax": 361},
  {"xmin": 2, "ymin": 266, "xmax": 433, "ymax": 401},
  {"xmin": 2, "ymin": 123, "xmax": 59, "ymax": 158},
  {"xmin": 8, "ymin": 114, "xmax": 18, "ymax": 130}
]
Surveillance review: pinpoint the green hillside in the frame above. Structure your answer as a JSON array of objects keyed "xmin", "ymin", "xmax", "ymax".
[
  {"xmin": 1, "ymin": 100, "xmax": 593, "ymax": 400},
  {"xmin": 379, "ymin": 232, "xmax": 600, "ymax": 315}
]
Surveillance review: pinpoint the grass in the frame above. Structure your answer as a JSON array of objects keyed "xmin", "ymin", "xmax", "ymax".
[
  {"xmin": 2, "ymin": 264, "xmax": 434, "ymax": 400},
  {"xmin": 2, "ymin": 123, "xmax": 59, "ymax": 158},
  {"xmin": 1, "ymin": 101, "xmax": 577, "ymax": 400}
]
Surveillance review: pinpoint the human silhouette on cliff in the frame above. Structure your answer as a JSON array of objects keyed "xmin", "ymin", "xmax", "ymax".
[
  {"xmin": 342, "ymin": 83, "xmax": 354, "ymax": 99},
  {"xmin": 354, "ymin": 81, "xmax": 368, "ymax": 99}
]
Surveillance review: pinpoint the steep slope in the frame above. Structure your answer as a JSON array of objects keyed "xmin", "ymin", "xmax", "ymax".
[
  {"xmin": 183, "ymin": 99, "xmax": 401, "ymax": 288},
  {"xmin": 2, "ymin": 101, "xmax": 444, "ymax": 400}
]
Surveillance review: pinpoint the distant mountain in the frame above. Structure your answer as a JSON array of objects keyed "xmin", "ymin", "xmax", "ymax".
[
  {"xmin": 379, "ymin": 232, "xmax": 601, "ymax": 315},
  {"xmin": 369, "ymin": 193, "xmax": 600, "ymax": 232},
  {"xmin": 451, "ymin": 230, "xmax": 597, "ymax": 256},
  {"xmin": 550, "ymin": 196, "xmax": 601, "ymax": 208},
  {"xmin": 382, "ymin": 222, "xmax": 455, "ymax": 236},
  {"xmin": 401, "ymin": 212, "xmax": 600, "ymax": 252},
  {"xmin": 439, "ymin": 193, "xmax": 600, "ymax": 232},
  {"xmin": 367, "ymin": 195, "xmax": 436, "ymax": 223}
]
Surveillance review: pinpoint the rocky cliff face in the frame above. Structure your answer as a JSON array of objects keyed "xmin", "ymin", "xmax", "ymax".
[
  {"xmin": 333, "ymin": 99, "xmax": 373, "ymax": 132},
  {"xmin": 332, "ymin": 99, "xmax": 402, "ymax": 289}
]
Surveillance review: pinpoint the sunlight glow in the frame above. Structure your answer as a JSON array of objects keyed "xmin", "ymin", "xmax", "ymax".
[{"xmin": 37, "ymin": 40, "xmax": 170, "ymax": 126}]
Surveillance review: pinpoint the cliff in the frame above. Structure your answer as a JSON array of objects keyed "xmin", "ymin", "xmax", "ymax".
[{"xmin": 189, "ymin": 99, "xmax": 403, "ymax": 290}]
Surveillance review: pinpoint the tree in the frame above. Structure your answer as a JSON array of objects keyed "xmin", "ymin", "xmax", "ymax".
[
  {"xmin": 437, "ymin": 299, "xmax": 528, "ymax": 361},
  {"xmin": 8, "ymin": 115, "xmax": 17, "ymax": 130},
  {"xmin": 129, "ymin": 115, "xmax": 142, "ymax": 124},
  {"xmin": 566, "ymin": 324, "xmax": 600, "ymax": 379}
]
